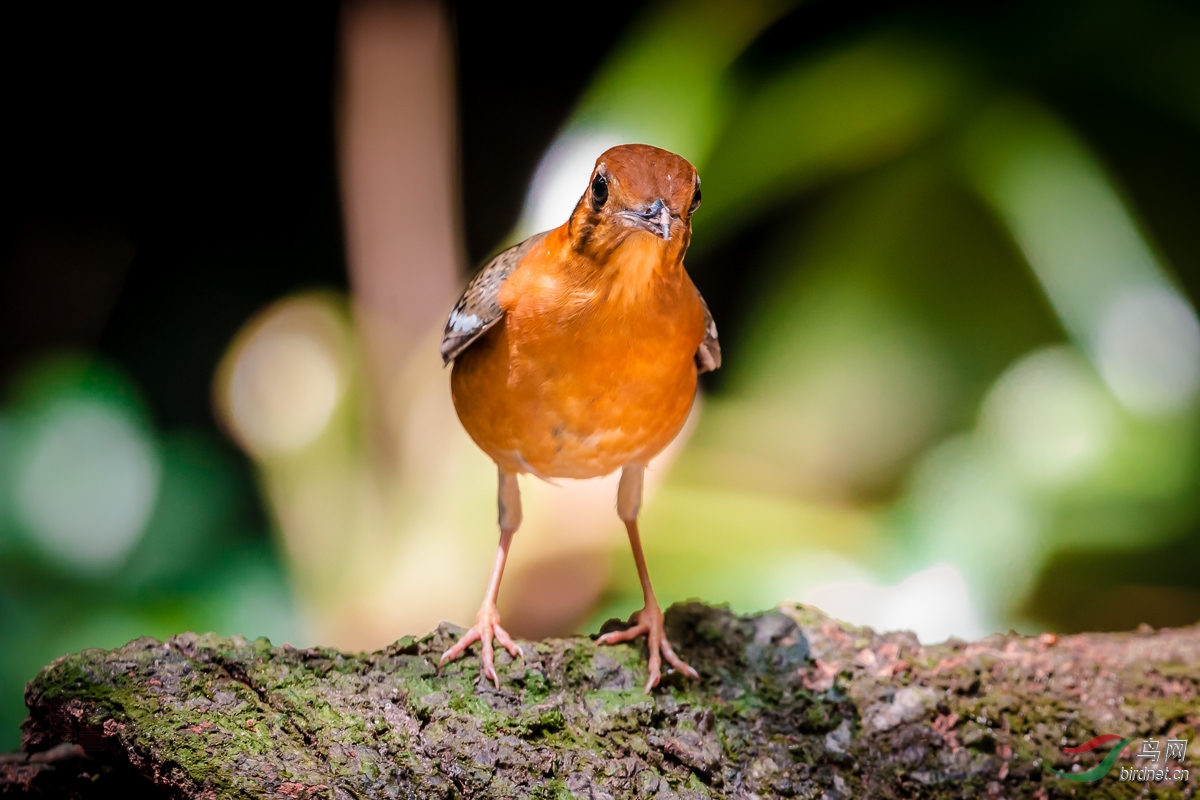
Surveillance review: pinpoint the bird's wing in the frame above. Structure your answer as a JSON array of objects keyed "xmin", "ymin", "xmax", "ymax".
[
  {"xmin": 695, "ymin": 287, "xmax": 722, "ymax": 374},
  {"xmin": 440, "ymin": 233, "xmax": 546, "ymax": 365}
]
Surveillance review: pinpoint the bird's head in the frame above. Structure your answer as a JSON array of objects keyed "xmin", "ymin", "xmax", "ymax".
[{"xmin": 567, "ymin": 144, "xmax": 701, "ymax": 261}]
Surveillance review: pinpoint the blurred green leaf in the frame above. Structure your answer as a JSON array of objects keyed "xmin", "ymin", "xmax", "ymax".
[
  {"xmin": 571, "ymin": 0, "xmax": 797, "ymax": 162},
  {"xmin": 697, "ymin": 36, "xmax": 975, "ymax": 246}
]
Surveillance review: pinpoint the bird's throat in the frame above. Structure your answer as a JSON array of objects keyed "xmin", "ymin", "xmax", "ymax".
[{"xmin": 601, "ymin": 233, "xmax": 683, "ymax": 308}]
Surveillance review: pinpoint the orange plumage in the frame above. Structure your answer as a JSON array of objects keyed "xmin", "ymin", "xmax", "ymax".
[{"xmin": 439, "ymin": 144, "xmax": 720, "ymax": 692}]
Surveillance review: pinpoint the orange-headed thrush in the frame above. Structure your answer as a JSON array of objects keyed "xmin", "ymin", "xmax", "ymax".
[{"xmin": 439, "ymin": 143, "xmax": 720, "ymax": 692}]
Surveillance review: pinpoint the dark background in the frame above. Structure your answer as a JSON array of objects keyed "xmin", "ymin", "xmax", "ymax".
[{"xmin": 0, "ymin": 1, "xmax": 661, "ymax": 425}]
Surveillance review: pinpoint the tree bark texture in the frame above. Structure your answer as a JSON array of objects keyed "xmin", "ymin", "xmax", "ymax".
[{"xmin": 2, "ymin": 602, "xmax": 1198, "ymax": 799}]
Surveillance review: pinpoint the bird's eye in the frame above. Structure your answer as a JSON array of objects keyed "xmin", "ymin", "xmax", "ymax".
[
  {"xmin": 591, "ymin": 174, "xmax": 608, "ymax": 210},
  {"xmin": 689, "ymin": 184, "xmax": 702, "ymax": 215}
]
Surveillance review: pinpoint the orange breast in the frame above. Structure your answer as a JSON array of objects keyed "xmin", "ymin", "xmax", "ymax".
[{"xmin": 450, "ymin": 232, "xmax": 705, "ymax": 479}]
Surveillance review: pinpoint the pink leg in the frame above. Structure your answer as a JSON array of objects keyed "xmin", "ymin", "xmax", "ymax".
[
  {"xmin": 597, "ymin": 466, "xmax": 699, "ymax": 693},
  {"xmin": 440, "ymin": 469, "xmax": 523, "ymax": 687}
]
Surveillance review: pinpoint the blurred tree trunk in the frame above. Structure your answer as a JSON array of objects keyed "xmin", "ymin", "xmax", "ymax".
[{"xmin": 4, "ymin": 603, "xmax": 1197, "ymax": 799}]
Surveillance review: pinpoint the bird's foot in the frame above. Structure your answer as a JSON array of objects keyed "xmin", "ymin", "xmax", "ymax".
[
  {"xmin": 439, "ymin": 604, "xmax": 523, "ymax": 688},
  {"xmin": 597, "ymin": 603, "xmax": 699, "ymax": 693}
]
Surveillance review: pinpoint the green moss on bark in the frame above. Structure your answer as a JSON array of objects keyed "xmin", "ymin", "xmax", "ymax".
[{"xmin": 5, "ymin": 603, "xmax": 1199, "ymax": 799}]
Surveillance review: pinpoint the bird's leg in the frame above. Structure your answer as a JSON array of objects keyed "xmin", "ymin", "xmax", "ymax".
[
  {"xmin": 440, "ymin": 468, "xmax": 524, "ymax": 687},
  {"xmin": 597, "ymin": 465, "xmax": 699, "ymax": 693}
]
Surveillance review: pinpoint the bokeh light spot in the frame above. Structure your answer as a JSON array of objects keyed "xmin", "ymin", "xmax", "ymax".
[
  {"xmin": 14, "ymin": 400, "xmax": 160, "ymax": 573},
  {"xmin": 980, "ymin": 348, "xmax": 1116, "ymax": 487},
  {"xmin": 219, "ymin": 297, "xmax": 348, "ymax": 458},
  {"xmin": 1095, "ymin": 286, "xmax": 1200, "ymax": 416},
  {"xmin": 803, "ymin": 563, "xmax": 984, "ymax": 644}
]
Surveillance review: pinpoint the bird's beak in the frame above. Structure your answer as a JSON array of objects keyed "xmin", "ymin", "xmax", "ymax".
[
  {"xmin": 623, "ymin": 198, "xmax": 673, "ymax": 240},
  {"xmin": 651, "ymin": 200, "xmax": 672, "ymax": 240}
]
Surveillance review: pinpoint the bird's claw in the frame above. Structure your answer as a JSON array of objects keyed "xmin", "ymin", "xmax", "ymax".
[
  {"xmin": 597, "ymin": 604, "xmax": 699, "ymax": 693},
  {"xmin": 439, "ymin": 605, "xmax": 524, "ymax": 688}
]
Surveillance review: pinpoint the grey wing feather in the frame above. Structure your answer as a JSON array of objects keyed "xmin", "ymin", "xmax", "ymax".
[
  {"xmin": 695, "ymin": 288, "xmax": 721, "ymax": 374},
  {"xmin": 440, "ymin": 233, "xmax": 545, "ymax": 365}
]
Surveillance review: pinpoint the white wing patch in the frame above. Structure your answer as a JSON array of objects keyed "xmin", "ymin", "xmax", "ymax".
[
  {"xmin": 448, "ymin": 311, "xmax": 481, "ymax": 333},
  {"xmin": 440, "ymin": 233, "xmax": 547, "ymax": 365}
]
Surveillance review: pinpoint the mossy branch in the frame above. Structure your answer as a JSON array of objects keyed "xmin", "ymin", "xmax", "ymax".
[{"xmin": 3, "ymin": 603, "xmax": 1198, "ymax": 799}]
